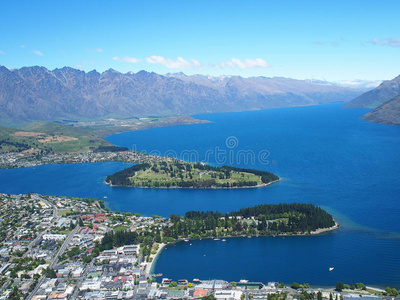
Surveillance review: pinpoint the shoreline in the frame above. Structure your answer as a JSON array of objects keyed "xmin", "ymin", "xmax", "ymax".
[
  {"xmin": 309, "ymin": 220, "xmax": 339, "ymax": 235},
  {"xmin": 107, "ymin": 178, "xmax": 282, "ymax": 190},
  {"xmin": 150, "ymin": 222, "xmax": 340, "ymax": 275},
  {"xmin": 145, "ymin": 243, "xmax": 166, "ymax": 276}
]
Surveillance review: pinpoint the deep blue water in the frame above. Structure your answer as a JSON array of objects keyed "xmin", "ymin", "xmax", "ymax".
[{"xmin": 1, "ymin": 103, "xmax": 399, "ymax": 287}]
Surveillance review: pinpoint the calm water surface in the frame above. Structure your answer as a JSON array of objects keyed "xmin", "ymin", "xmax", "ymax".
[{"xmin": 1, "ymin": 104, "xmax": 399, "ymax": 287}]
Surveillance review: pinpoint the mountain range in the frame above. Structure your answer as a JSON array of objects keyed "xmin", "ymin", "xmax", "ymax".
[
  {"xmin": 360, "ymin": 94, "xmax": 400, "ymax": 125},
  {"xmin": 344, "ymin": 74, "xmax": 400, "ymax": 125},
  {"xmin": 344, "ymin": 75, "xmax": 400, "ymax": 109},
  {"xmin": 0, "ymin": 66, "xmax": 362, "ymax": 123}
]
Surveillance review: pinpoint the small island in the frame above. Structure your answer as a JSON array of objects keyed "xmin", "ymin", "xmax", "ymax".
[{"xmin": 105, "ymin": 161, "xmax": 280, "ymax": 189}]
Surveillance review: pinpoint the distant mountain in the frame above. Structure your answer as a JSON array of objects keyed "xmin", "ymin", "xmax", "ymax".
[
  {"xmin": 360, "ymin": 94, "xmax": 400, "ymax": 125},
  {"xmin": 344, "ymin": 74, "xmax": 400, "ymax": 109},
  {"xmin": 0, "ymin": 66, "xmax": 362, "ymax": 123}
]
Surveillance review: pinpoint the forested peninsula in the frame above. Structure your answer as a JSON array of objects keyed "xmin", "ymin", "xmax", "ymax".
[
  {"xmin": 105, "ymin": 161, "xmax": 280, "ymax": 189},
  {"xmin": 100, "ymin": 203, "xmax": 338, "ymax": 252}
]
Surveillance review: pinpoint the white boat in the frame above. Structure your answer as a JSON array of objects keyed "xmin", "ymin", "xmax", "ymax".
[
  {"xmin": 329, "ymin": 267, "xmax": 334, "ymax": 271},
  {"xmin": 222, "ymin": 239, "xmax": 226, "ymax": 242},
  {"xmin": 184, "ymin": 239, "xmax": 189, "ymax": 242},
  {"xmin": 213, "ymin": 238, "xmax": 220, "ymax": 241}
]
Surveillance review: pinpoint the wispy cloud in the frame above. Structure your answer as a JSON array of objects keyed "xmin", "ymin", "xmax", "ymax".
[
  {"xmin": 371, "ymin": 37, "xmax": 400, "ymax": 48},
  {"xmin": 113, "ymin": 56, "xmax": 140, "ymax": 63},
  {"xmin": 333, "ymin": 79, "xmax": 382, "ymax": 90},
  {"xmin": 33, "ymin": 50, "xmax": 44, "ymax": 56},
  {"xmin": 145, "ymin": 56, "xmax": 201, "ymax": 69},
  {"xmin": 217, "ymin": 58, "xmax": 269, "ymax": 69},
  {"xmin": 95, "ymin": 48, "xmax": 103, "ymax": 52},
  {"xmin": 20, "ymin": 45, "xmax": 25, "ymax": 48},
  {"xmin": 0, "ymin": 50, "xmax": 4, "ymax": 55}
]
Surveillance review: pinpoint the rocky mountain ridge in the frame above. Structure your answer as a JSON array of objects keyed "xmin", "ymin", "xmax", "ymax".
[{"xmin": 0, "ymin": 66, "xmax": 362, "ymax": 122}]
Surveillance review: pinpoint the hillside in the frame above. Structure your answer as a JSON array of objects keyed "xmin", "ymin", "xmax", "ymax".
[
  {"xmin": 344, "ymin": 74, "xmax": 400, "ymax": 109},
  {"xmin": 0, "ymin": 66, "xmax": 361, "ymax": 123},
  {"xmin": 360, "ymin": 95, "xmax": 400, "ymax": 125}
]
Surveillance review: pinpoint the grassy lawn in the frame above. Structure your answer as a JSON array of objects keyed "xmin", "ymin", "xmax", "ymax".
[
  {"xmin": 58, "ymin": 229, "xmax": 72, "ymax": 234},
  {"xmin": 57, "ymin": 209, "xmax": 73, "ymax": 216},
  {"xmin": 114, "ymin": 225, "xmax": 130, "ymax": 232},
  {"xmin": 131, "ymin": 162, "xmax": 263, "ymax": 187}
]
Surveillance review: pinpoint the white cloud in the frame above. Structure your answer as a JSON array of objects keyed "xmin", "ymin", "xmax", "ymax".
[
  {"xmin": 95, "ymin": 48, "xmax": 103, "ymax": 52},
  {"xmin": 371, "ymin": 37, "xmax": 400, "ymax": 48},
  {"xmin": 334, "ymin": 79, "xmax": 382, "ymax": 89},
  {"xmin": 0, "ymin": 50, "xmax": 4, "ymax": 55},
  {"xmin": 218, "ymin": 58, "xmax": 269, "ymax": 69},
  {"xmin": 20, "ymin": 45, "xmax": 25, "ymax": 48},
  {"xmin": 33, "ymin": 50, "xmax": 44, "ymax": 56},
  {"xmin": 112, "ymin": 56, "xmax": 140, "ymax": 63},
  {"xmin": 145, "ymin": 56, "xmax": 201, "ymax": 69}
]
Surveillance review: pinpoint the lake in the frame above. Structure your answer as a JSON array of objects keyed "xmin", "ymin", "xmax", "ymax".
[{"xmin": 1, "ymin": 103, "xmax": 399, "ymax": 287}]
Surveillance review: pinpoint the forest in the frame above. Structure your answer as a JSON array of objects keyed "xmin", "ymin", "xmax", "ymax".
[{"xmin": 165, "ymin": 203, "xmax": 336, "ymax": 239}]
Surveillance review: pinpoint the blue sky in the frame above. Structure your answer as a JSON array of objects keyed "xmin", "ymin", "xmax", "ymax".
[{"xmin": 1, "ymin": 0, "xmax": 399, "ymax": 83}]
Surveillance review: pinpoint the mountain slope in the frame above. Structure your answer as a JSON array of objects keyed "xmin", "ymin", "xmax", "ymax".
[
  {"xmin": 344, "ymin": 75, "xmax": 400, "ymax": 109},
  {"xmin": 360, "ymin": 94, "xmax": 400, "ymax": 125},
  {"xmin": 0, "ymin": 66, "xmax": 362, "ymax": 122}
]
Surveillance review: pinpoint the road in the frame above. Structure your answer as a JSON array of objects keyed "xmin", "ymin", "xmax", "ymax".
[
  {"xmin": 0, "ymin": 196, "xmax": 58, "ymax": 296},
  {"xmin": 51, "ymin": 224, "xmax": 80, "ymax": 268},
  {"xmin": 70, "ymin": 259, "xmax": 94, "ymax": 299},
  {"xmin": 25, "ymin": 225, "xmax": 80, "ymax": 300}
]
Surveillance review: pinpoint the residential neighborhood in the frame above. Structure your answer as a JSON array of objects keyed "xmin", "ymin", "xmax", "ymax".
[
  {"xmin": 0, "ymin": 193, "xmax": 397, "ymax": 300},
  {"xmin": 0, "ymin": 150, "xmax": 171, "ymax": 170}
]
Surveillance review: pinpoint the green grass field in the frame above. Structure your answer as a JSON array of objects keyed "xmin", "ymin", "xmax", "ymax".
[
  {"xmin": 57, "ymin": 209, "xmax": 73, "ymax": 216},
  {"xmin": 129, "ymin": 161, "xmax": 263, "ymax": 188}
]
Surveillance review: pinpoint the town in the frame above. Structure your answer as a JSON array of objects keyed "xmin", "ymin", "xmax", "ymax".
[
  {"xmin": 0, "ymin": 193, "xmax": 397, "ymax": 300},
  {"xmin": 0, "ymin": 150, "xmax": 169, "ymax": 170}
]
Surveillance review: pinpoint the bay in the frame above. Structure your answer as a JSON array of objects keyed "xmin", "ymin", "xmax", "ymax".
[{"xmin": 0, "ymin": 103, "xmax": 399, "ymax": 287}]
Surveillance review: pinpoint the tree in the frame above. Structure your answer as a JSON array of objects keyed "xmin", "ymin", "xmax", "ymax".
[
  {"xmin": 169, "ymin": 281, "xmax": 177, "ymax": 287},
  {"xmin": 317, "ymin": 291, "xmax": 322, "ymax": 300},
  {"xmin": 355, "ymin": 283, "xmax": 366, "ymax": 290},
  {"xmin": 335, "ymin": 282, "xmax": 344, "ymax": 291},
  {"xmin": 78, "ymin": 218, "xmax": 84, "ymax": 227},
  {"xmin": 231, "ymin": 281, "xmax": 237, "ymax": 287},
  {"xmin": 43, "ymin": 267, "xmax": 57, "ymax": 278},
  {"xmin": 291, "ymin": 282, "xmax": 301, "ymax": 289}
]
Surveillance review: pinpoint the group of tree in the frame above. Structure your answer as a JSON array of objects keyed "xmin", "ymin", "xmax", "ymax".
[
  {"xmin": 106, "ymin": 163, "xmax": 151, "ymax": 186},
  {"xmin": 335, "ymin": 282, "xmax": 366, "ymax": 291},
  {"xmin": 163, "ymin": 203, "xmax": 335, "ymax": 239}
]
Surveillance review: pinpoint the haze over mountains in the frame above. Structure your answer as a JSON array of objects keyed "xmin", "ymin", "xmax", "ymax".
[{"xmin": 0, "ymin": 66, "xmax": 362, "ymax": 123}]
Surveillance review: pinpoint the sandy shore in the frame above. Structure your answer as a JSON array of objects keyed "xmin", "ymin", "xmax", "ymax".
[
  {"xmin": 309, "ymin": 220, "xmax": 339, "ymax": 235},
  {"xmin": 144, "ymin": 243, "xmax": 166, "ymax": 276}
]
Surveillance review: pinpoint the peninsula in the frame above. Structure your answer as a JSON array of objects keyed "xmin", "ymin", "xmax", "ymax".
[{"xmin": 105, "ymin": 161, "xmax": 280, "ymax": 189}]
